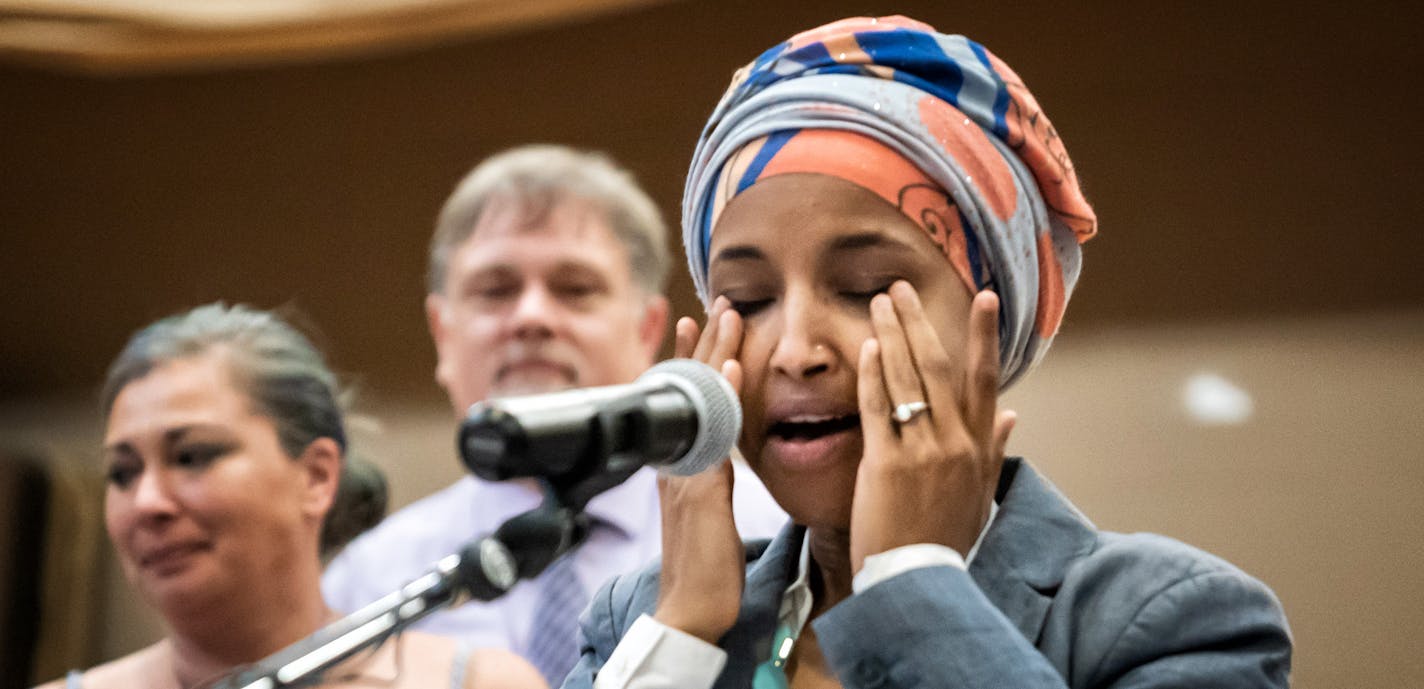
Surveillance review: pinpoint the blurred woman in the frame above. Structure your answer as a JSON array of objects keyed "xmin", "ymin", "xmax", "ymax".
[
  {"xmin": 566, "ymin": 16, "xmax": 1291, "ymax": 689},
  {"xmin": 38, "ymin": 303, "xmax": 545, "ymax": 689}
]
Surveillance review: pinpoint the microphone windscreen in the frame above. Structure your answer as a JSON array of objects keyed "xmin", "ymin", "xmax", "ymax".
[{"xmin": 640, "ymin": 358, "xmax": 741, "ymax": 476}]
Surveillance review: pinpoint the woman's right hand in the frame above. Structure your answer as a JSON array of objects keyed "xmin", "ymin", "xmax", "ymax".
[{"xmin": 651, "ymin": 297, "xmax": 746, "ymax": 644}]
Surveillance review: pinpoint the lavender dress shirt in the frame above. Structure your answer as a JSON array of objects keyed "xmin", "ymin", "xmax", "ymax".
[{"xmin": 321, "ymin": 463, "xmax": 787, "ymax": 653}]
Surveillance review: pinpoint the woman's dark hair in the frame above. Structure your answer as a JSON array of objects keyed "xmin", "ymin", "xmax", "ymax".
[{"xmin": 101, "ymin": 302, "xmax": 385, "ymax": 557}]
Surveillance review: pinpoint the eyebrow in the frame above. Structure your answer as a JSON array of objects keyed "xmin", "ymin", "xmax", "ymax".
[
  {"xmin": 165, "ymin": 426, "xmax": 201, "ymax": 443},
  {"xmin": 550, "ymin": 261, "xmax": 608, "ymax": 280},
  {"xmin": 101, "ymin": 441, "xmax": 134, "ymax": 459},
  {"xmin": 102, "ymin": 425, "xmax": 212, "ymax": 455},
  {"xmin": 457, "ymin": 262, "xmax": 519, "ymax": 280},
  {"xmin": 827, "ymin": 232, "xmax": 919, "ymax": 255},
  {"xmin": 711, "ymin": 232, "xmax": 918, "ymax": 265},
  {"xmin": 460, "ymin": 257, "xmax": 609, "ymax": 280},
  {"xmin": 710, "ymin": 244, "xmax": 766, "ymax": 264}
]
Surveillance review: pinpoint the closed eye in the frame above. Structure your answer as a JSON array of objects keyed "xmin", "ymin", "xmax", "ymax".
[
  {"xmin": 840, "ymin": 285, "xmax": 892, "ymax": 303},
  {"xmin": 725, "ymin": 297, "xmax": 771, "ymax": 316},
  {"xmin": 106, "ymin": 462, "xmax": 141, "ymax": 489},
  {"xmin": 471, "ymin": 284, "xmax": 518, "ymax": 300},
  {"xmin": 173, "ymin": 443, "xmax": 231, "ymax": 470},
  {"xmin": 552, "ymin": 279, "xmax": 603, "ymax": 301}
]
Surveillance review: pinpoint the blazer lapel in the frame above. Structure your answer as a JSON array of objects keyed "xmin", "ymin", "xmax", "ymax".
[
  {"xmin": 969, "ymin": 459, "xmax": 1097, "ymax": 645},
  {"xmin": 715, "ymin": 521, "xmax": 804, "ymax": 689}
]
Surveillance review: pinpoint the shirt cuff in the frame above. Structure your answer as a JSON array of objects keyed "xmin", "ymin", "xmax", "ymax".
[
  {"xmin": 852, "ymin": 543, "xmax": 967, "ymax": 594},
  {"xmin": 592, "ymin": 614, "xmax": 727, "ymax": 689}
]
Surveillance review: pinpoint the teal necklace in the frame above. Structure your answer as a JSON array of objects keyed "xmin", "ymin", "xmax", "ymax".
[{"xmin": 752, "ymin": 621, "xmax": 798, "ymax": 689}]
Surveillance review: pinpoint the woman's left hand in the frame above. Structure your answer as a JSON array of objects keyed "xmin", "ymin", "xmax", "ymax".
[{"xmin": 849, "ymin": 281, "xmax": 1016, "ymax": 574}]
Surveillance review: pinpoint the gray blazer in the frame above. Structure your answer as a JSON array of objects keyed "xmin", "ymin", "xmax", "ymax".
[{"xmin": 564, "ymin": 458, "xmax": 1291, "ymax": 688}]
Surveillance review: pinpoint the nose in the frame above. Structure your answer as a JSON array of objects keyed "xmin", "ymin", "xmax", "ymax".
[
  {"xmin": 130, "ymin": 468, "xmax": 179, "ymax": 524},
  {"xmin": 768, "ymin": 288, "xmax": 837, "ymax": 380},
  {"xmin": 507, "ymin": 283, "xmax": 559, "ymax": 340}
]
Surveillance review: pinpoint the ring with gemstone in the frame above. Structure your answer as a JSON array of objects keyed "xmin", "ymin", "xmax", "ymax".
[{"xmin": 892, "ymin": 400, "xmax": 930, "ymax": 424}]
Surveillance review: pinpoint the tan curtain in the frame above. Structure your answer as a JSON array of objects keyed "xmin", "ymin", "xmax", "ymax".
[
  {"xmin": 29, "ymin": 455, "xmax": 107, "ymax": 683},
  {"xmin": 0, "ymin": 0, "xmax": 670, "ymax": 73}
]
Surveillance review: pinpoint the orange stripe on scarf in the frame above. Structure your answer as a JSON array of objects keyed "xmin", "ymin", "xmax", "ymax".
[{"xmin": 751, "ymin": 129, "xmax": 977, "ymax": 291}]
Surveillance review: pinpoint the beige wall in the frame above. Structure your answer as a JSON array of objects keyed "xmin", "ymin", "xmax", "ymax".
[
  {"xmin": 3, "ymin": 0, "xmax": 1421, "ymax": 401},
  {"xmin": 11, "ymin": 309, "xmax": 1421, "ymax": 687},
  {"xmin": 1003, "ymin": 311, "xmax": 1424, "ymax": 688}
]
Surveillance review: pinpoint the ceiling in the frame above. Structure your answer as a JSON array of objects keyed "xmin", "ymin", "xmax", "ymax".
[{"xmin": 0, "ymin": 0, "xmax": 669, "ymax": 72}]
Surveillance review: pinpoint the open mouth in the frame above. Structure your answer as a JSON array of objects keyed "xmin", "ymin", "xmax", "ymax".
[{"xmin": 768, "ymin": 414, "xmax": 860, "ymax": 441}]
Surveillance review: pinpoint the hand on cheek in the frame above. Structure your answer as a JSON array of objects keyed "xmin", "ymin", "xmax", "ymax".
[
  {"xmin": 850, "ymin": 283, "xmax": 1016, "ymax": 574},
  {"xmin": 654, "ymin": 298, "xmax": 746, "ymax": 642}
]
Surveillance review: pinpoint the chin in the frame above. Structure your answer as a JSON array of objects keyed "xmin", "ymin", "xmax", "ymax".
[
  {"xmin": 139, "ymin": 571, "xmax": 223, "ymax": 615},
  {"xmin": 753, "ymin": 460, "xmax": 857, "ymax": 531},
  {"xmin": 783, "ymin": 501, "xmax": 854, "ymax": 532},
  {"xmin": 129, "ymin": 552, "xmax": 229, "ymax": 613}
]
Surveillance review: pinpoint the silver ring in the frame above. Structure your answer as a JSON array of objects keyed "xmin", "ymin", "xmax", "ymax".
[{"xmin": 892, "ymin": 400, "xmax": 930, "ymax": 424}]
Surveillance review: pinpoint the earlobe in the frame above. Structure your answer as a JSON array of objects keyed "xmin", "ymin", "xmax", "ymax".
[
  {"xmin": 426, "ymin": 293, "xmax": 452, "ymax": 389},
  {"xmin": 297, "ymin": 437, "xmax": 342, "ymax": 521},
  {"xmin": 640, "ymin": 295, "xmax": 671, "ymax": 359}
]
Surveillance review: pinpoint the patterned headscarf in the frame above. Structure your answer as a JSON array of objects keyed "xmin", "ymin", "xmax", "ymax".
[{"xmin": 683, "ymin": 16, "xmax": 1097, "ymax": 387}]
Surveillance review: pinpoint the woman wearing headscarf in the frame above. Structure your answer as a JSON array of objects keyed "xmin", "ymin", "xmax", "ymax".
[{"xmin": 563, "ymin": 16, "xmax": 1291, "ymax": 689}]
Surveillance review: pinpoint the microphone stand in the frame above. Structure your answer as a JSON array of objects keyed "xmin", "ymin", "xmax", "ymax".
[
  {"xmin": 211, "ymin": 493, "xmax": 589, "ymax": 689},
  {"xmin": 212, "ymin": 401, "xmax": 647, "ymax": 689}
]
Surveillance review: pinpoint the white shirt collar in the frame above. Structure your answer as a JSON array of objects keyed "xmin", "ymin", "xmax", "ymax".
[{"xmin": 777, "ymin": 500, "xmax": 1000, "ymax": 641}]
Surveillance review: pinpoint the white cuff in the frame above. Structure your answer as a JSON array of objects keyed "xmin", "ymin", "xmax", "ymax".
[
  {"xmin": 592, "ymin": 614, "xmax": 727, "ymax": 689},
  {"xmin": 852, "ymin": 543, "xmax": 967, "ymax": 594}
]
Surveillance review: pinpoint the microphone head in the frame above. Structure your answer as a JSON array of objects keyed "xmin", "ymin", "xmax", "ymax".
[{"xmin": 639, "ymin": 358, "xmax": 741, "ymax": 476}]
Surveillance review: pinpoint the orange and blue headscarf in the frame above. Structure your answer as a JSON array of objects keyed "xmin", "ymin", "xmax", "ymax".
[{"xmin": 683, "ymin": 16, "xmax": 1097, "ymax": 387}]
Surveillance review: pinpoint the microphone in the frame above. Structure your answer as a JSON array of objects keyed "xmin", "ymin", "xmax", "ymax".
[
  {"xmin": 460, "ymin": 358, "xmax": 741, "ymax": 483},
  {"xmin": 215, "ymin": 360, "xmax": 739, "ymax": 689}
]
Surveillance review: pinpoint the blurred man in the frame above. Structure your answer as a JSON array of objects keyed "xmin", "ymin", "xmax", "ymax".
[{"xmin": 321, "ymin": 145, "xmax": 785, "ymax": 686}]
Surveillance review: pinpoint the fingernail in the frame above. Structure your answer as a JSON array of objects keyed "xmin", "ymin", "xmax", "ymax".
[{"xmin": 895, "ymin": 281, "xmax": 921, "ymax": 306}]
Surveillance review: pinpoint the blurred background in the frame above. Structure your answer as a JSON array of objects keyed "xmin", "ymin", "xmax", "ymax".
[{"xmin": 1, "ymin": 1, "xmax": 1420, "ymax": 687}]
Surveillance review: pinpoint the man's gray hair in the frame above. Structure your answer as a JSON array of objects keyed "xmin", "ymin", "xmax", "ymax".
[{"xmin": 427, "ymin": 144, "xmax": 670, "ymax": 296}]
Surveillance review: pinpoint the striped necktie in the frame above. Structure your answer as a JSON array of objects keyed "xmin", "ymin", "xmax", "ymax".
[{"xmin": 526, "ymin": 550, "xmax": 586, "ymax": 686}]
